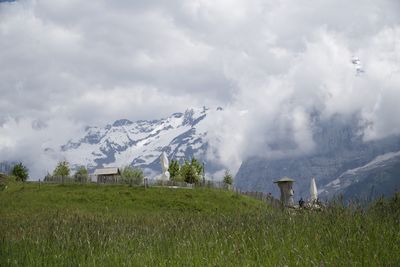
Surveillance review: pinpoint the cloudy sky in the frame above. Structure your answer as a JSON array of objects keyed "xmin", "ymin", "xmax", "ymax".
[{"xmin": 1, "ymin": 0, "xmax": 400, "ymax": 177}]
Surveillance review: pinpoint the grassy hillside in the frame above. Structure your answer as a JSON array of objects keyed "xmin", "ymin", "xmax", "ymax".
[
  {"xmin": 1, "ymin": 182, "xmax": 399, "ymax": 266},
  {"xmin": 0, "ymin": 183, "xmax": 263, "ymax": 216}
]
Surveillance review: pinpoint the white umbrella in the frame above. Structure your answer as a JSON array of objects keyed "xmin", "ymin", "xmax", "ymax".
[
  {"xmin": 160, "ymin": 152, "xmax": 169, "ymax": 172},
  {"xmin": 160, "ymin": 152, "xmax": 170, "ymax": 181},
  {"xmin": 310, "ymin": 177, "xmax": 318, "ymax": 201}
]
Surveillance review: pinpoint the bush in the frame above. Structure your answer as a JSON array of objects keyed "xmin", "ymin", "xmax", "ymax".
[
  {"xmin": 11, "ymin": 162, "xmax": 29, "ymax": 182},
  {"xmin": 223, "ymin": 170, "xmax": 233, "ymax": 186},
  {"xmin": 53, "ymin": 161, "xmax": 70, "ymax": 178},
  {"xmin": 122, "ymin": 166, "xmax": 144, "ymax": 186},
  {"xmin": 74, "ymin": 166, "xmax": 90, "ymax": 183},
  {"xmin": 169, "ymin": 160, "xmax": 180, "ymax": 181},
  {"xmin": 180, "ymin": 160, "xmax": 201, "ymax": 184}
]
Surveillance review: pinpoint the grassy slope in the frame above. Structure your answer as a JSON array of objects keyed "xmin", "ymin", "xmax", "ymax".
[
  {"xmin": 0, "ymin": 183, "xmax": 264, "ymax": 216},
  {"xmin": 1, "ymin": 183, "xmax": 399, "ymax": 266}
]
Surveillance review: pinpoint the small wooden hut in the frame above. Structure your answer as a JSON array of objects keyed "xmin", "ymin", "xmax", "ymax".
[
  {"xmin": 94, "ymin": 167, "xmax": 121, "ymax": 184},
  {"xmin": 274, "ymin": 177, "xmax": 295, "ymax": 207}
]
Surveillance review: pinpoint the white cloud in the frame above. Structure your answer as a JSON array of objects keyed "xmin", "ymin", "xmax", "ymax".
[{"xmin": 0, "ymin": 0, "xmax": 399, "ymax": 177}]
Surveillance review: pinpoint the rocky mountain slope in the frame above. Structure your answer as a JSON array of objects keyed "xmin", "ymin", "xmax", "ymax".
[
  {"xmin": 4, "ymin": 105, "xmax": 399, "ymax": 200},
  {"xmin": 235, "ymin": 115, "xmax": 400, "ymax": 200},
  {"xmin": 320, "ymin": 151, "xmax": 400, "ymax": 200},
  {"xmin": 60, "ymin": 107, "xmax": 224, "ymax": 177}
]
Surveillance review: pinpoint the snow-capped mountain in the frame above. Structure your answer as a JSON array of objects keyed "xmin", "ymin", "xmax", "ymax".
[
  {"xmin": 320, "ymin": 151, "xmax": 400, "ymax": 199},
  {"xmin": 235, "ymin": 114, "xmax": 400, "ymax": 200},
  {"xmin": 60, "ymin": 107, "xmax": 224, "ymax": 176},
  {"xmin": 58, "ymin": 103, "xmax": 399, "ymax": 200}
]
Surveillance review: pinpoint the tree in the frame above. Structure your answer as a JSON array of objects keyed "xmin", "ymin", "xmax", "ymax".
[
  {"xmin": 74, "ymin": 166, "xmax": 90, "ymax": 183},
  {"xmin": 11, "ymin": 162, "xmax": 29, "ymax": 182},
  {"xmin": 223, "ymin": 170, "xmax": 233, "ymax": 186},
  {"xmin": 53, "ymin": 161, "xmax": 70, "ymax": 178},
  {"xmin": 180, "ymin": 160, "xmax": 201, "ymax": 184},
  {"xmin": 122, "ymin": 166, "xmax": 144, "ymax": 186},
  {"xmin": 169, "ymin": 160, "xmax": 181, "ymax": 181},
  {"xmin": 191, "ymin": 158, "xmax": 204, "ymax": 176}
]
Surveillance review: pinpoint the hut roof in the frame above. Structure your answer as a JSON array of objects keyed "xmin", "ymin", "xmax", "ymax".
[
  {"xmin": 274, "ymin": 176, "xmax": 295, "ymax": 183},
  {"xmin": 93, "ymin": 167, "xmax": 121, "ymax": 176}
]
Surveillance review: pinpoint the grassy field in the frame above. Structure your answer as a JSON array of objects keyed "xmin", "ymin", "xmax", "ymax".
[{"xmin": 0, "ymin": 182, "xmax": 399, "ymax": 266}]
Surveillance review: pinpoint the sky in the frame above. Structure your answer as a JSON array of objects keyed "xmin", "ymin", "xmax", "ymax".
[{"xmin": 0, "ymin": 0, "xmax": 400, "ymax": 178}]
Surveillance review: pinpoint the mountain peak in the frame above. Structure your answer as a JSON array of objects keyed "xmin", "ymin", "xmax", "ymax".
[
  {"xmin": 112, "ymin": 119, "xmax": 133, "ymax": 127},
  {"xmin": 59, "ymin": 107, "xmax": 223, "ymax": 178}
]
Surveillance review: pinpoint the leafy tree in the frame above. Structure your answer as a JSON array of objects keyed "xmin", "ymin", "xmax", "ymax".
[
  {"xmin": 169, "ymin": 160, "xmax": 181, "ymax": 181},
  {"xmin": 11, "ymin": 162, "xmax": 29, "ymax": 182},
  {"xmin": 223, "ymin": 170, "xmax": 233, "ymax": 185},
  {"xmin": 191, "ymin": 158, "xmax": 204, "ymax": 176},
  {"xmin": 74, "ymin": 166, "xmax": 90, "ymax": 183},
  {"xmin": 180, "ymin": 160, "xmax": 201, "ymax": 184},
  {"xmin": 179, "ymin": 161, "xmax": 189, "ymax": 182},
  {"xmin": 53, "ymin": 161, "xmax": 70, "ymax": 178},
  {"xmin": 122, "ymin": 166, "xmax": 144, "ymax": 186}
]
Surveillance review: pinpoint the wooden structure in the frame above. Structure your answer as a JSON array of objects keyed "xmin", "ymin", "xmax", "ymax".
[
  {"xmin": 274, "ymin": 177, "xmax": 295, "ymax": 207},
  {"xmin": 94, "ymin": 167, "xmax": 121, "ymax": 184}
]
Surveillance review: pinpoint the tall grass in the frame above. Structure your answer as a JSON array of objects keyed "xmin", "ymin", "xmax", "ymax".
[{"xmin": 0, "ymin": 184, "xmax": 399, "ymax": 266}]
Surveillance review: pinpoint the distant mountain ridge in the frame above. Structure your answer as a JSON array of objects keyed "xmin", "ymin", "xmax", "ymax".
[
  {"xmin": 235, "ymin": 114, "xmax": 400, "ymax": 200},
  {"xmin": 321, "ymin": 151, "xmax": 400, "ymax": 199},
  {"xmin": 33, "ymin": 106, "xmax": 400, "ymax": 200},
  {"xmin": 60, "ymin": 107, "xmax": 224, "ymax": 177}
]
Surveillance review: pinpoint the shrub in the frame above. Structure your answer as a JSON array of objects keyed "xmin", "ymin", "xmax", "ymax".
[
  {"xmin": 223, "ymin": 170, "xmax": 233, "ymax": 185},
  {"xmin": 53, "ymin": 161, "xmax": 70, "ymax": 177},
  {"xmin": 74, "ymin": 166, "xmax": 90, "ymax": 183},
  {"xmin": 169, "ymin": 160, "xmax": 180, "ymax": 181},
  {"xmin": 11, "ymin": 162, "xmax": 29, "ymax": 182},
  {"xmin": 180, "ymin": 160, "xmax": 201, "ymax": 184},
  {"xmin": 122, "ymin": 166, "xmax": 144, "ymax": 186}
]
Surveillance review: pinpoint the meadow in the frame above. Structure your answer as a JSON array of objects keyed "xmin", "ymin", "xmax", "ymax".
[{"xmin": 0, "ymin": 182, "xmax": 399, "ymax": 266}]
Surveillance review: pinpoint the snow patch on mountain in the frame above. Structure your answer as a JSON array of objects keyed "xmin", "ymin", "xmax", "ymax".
[
  {"xmin": 321, "ymin": 150, "xmax": 400, "ymax": 197},
  {"xmin": 60, "ymin": 107, "xmax": 225, "ymax": 177}
]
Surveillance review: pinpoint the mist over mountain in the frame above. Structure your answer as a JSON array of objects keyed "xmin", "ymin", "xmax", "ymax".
[
  {"xmin": 1, "ymin": 103, "xmax": 399, "ymax": 200},
  {"xmin": 52, "ymin": 108, "xmax": 400, "ymax": 200},
  {"xmin": 235, "ymin": 114, "xmax": 400, "ymax": 200},
  {"xmin": 0, "ymin": 1, "xmax": 399, "ymax": 201}
]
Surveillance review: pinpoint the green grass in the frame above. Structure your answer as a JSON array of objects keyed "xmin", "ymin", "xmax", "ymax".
[
  {"xmin": 0, "ymin": 183, "xmax": 260, "ymax": 216},
  {"xmin": 0, "ymin": 183, "xmax": 399, "ymax": 266}
]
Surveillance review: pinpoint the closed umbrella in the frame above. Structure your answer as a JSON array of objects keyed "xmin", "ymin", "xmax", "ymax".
[
  {"xmin": 310, "ymin": 177, "xmax": 318, "ymax": 201},
  {"xmin": 160, "ymin": 152, "xmax": 170, "ymax": 180}
]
